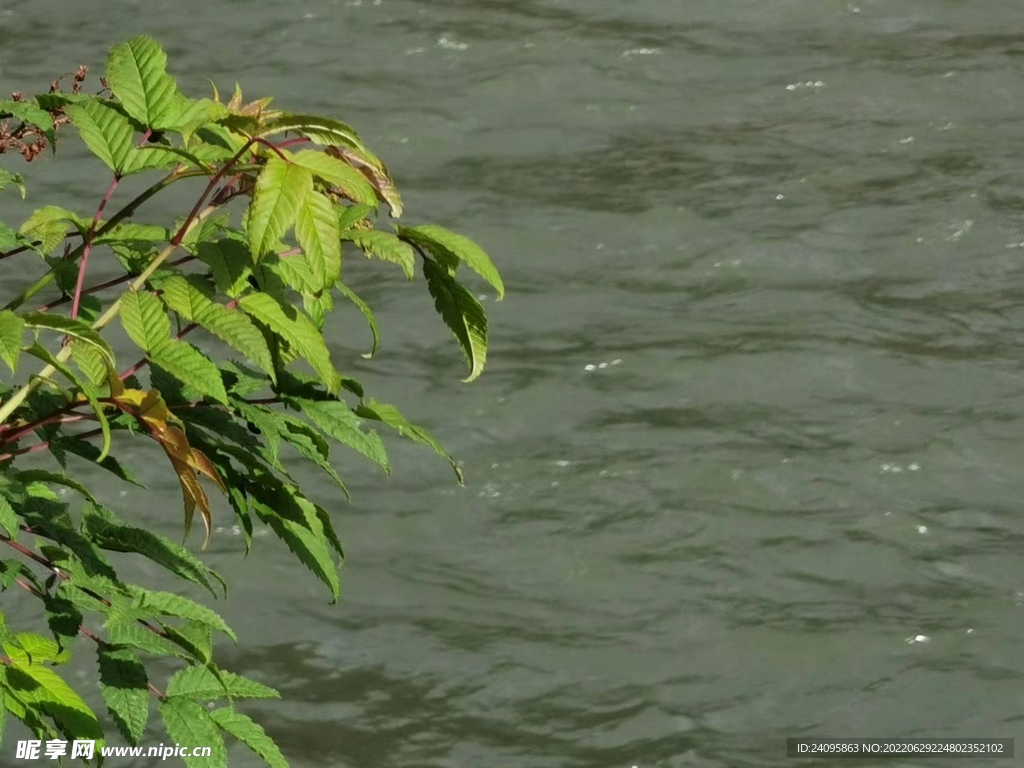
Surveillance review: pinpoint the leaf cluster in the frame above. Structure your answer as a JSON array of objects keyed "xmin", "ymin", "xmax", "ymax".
[{"xmin": 0, "ymin": 36, "xmax": 501, "ymax": 766}]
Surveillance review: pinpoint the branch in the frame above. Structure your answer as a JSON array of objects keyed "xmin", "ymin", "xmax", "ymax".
[
  {"xmin": 1, "ymin": 167, "xmax": 208, "ymax": 312},
  {"xmin": 70, "ymin": 172, "xmax": 121, "ymax": 320},
  {"xmin": 0, "ymin": 425, "xmax": 104, "ymax": 462}
]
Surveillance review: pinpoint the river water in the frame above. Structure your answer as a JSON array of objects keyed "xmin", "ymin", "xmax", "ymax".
[{"xmin": 2, "ymin": 1, "xmax": 1024, "ymax": 766}]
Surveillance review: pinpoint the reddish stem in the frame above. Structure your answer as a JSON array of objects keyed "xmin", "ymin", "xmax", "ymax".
[
  {"xmin": 71, "ymin": 173, "xmax": 121, "ymax": 319},
  {"xmin": 0, "ymin": 425, "xmax": 104, "ymax": 462},
  {"xmin": 170, "ymin": 138, "xmax": 256, "ymax": 248}
]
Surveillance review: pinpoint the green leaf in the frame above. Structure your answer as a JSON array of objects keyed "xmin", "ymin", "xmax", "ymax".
[
  {"xmin": 41, "ymin": 593, "xmax": 81, "ymax": 655},
  {"xmin": 342, "ymin": 229, "xmax": 415, "ymax": 280},
  {"xmin": 295, "ymin": 189, "xmax": 342, "ymax": 290},
  {"xmin": 421, "ymin": 257, "xmax": 489, "ymax": 382},
  {"xmin": 210, "ymin": 707, "xmax": 290, "ymax": 768},
  {"xmin": 159, "ymin": 274, "xmax": 276, "ymax": 381},
  {"xmin": 0, "ymin": 497, "xmax": 18, "ymax": 540},
  {"xmin": 120, "ymin": 289, "xmax": 171, "ymax": 350},
  {"xmin": 247, "ymin": 155, "xmax": 312, "ymax": 259},
  {"xmin": 291, "ymin": 149, "xmax": 377, "ymax": 207},
  {"xmin": 250, "ymin": 480, "xmax": 340, "ymax": 600},
  {"xmin": 82, "ymin": 503, "xmax": 223, "ymax": 598},
  {"xmin": 152, "ymin": 341, "xmax": 229, "ymax": 404},
  {"xmin": 166, "ymin": 665, "xmax": 279, "ymax": 701},
  {"xmin": 121, "ymin": 290, "xmax": 228, "ymax": 404},
  {"xmin": 335, "ymin": 281, "xmax": 382, "ymax": 359},
  {"xmin": 21, "ymin": 311, "xmax": 115, "ymax": 367},
  {"xmin": 0, "ymin": 221, "xmax": 26, "ymax": 250},
  {"xmin": 104, "ymin": 614, "xmax": 188, "ymax": 659},
  {"xmin": 398, "ymin": 224, "xmax": 504, "ymax": 299},
  {"xmin": 290, "ymin": 398, "xmax": 389, "ymax": 473},
  {"xmin": 260, "ymin": 114, "xmax": 371, "ymax": 156},
  {"xmin": 22, "ymin": 343, "xmax": 113, "ymax": 462},
  {"xmin": 159, "ymin": 698, "xmax": 227, "ymax": 768},
  {"xmin": 69, "ymin": 339, "xmax": 108, "ymax": 387},
  {"xmin": 5, "ymin": 647, "xmax": 104, "ymax": 742},
  {"xmin": 0, "ymin": 310, "xmax": 25, "ymax": 373},
  {"xmin": 239, "ymin": 293, "xmax": 340, "ymax": 394},
  {"xmin": 65, "ymin": 98, "xmax": 135, "ymax": 174},
  {"xmin": 8, "ymin": 633, "xmax": 72, "ymax": 664},
  {"xmin": 0, "ymin": 99, "xmax": 55, "ymax": 145},
  {"xmin": 163, "ymin": 622, "xmax": 214, "ymax": 664},
  {"xmin": 337, "ymin": 203, "xmax": 375, "ymax": 231},
  {"xmin": 106, "ymin": 35, "xmax": 185, "ymax": 130},
  {"xmin": 93, "ymin": 222, "xmax": 170, "ymax": 246},
  {"xmin": 19, "ymin": 206, "xmax": 82, "ymax": 254},
  {"xmin": 196, "ymin": 237, "xmax": 253, "ymax": 297},
  {"xmin": 355, "ymin": 398, "xmax": 462, "ymax": 484},
  {"xmin": 132, "ymin": 588, "xmax": 236, "ymax": 641},
  {"xmin": 304, "ymin": 289, "xmax": 333, "ymax": 330},
  {"xmin": 10, "ymin": 469, "xmax": 96, "ymax": 503},
  {"xmin": 0, "ymin": 168, "xmax": 26, "ymax": 198},
  {"xmin": 231, "ymin": 401, "xmax": 348, "ymax": 495},
  {"xmin": 96, "ymin": 645, "xmax": 149, "ymax": 745}
]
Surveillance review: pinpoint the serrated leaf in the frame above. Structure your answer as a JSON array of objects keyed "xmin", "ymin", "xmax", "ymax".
[
  {"xmin": 399, "ymin": 224, "xmax": 504, "ymax": 299},
  {"xmin": 0, "ymin": 221, "xmax": 25, "ymax": 250},
  {"xmin": 355, "ymin": 398, "xmax": 462, "ymax": 484},
  {"xmin": 19, "ymin": 206, "xmax": 82, "ymax": 254},
  {"xmin": 69, "ymin": 339, "xmax": 108, "ymax": 387},
  {"xmin": 239, "ymin": 293, "xmax": 340, "ymax": 393},
  {"xmin": 295, "ymin": 188, "xmax": 342, "ymax": 290},
  {"xmin": 65, "ymin": 98, "xmax": 135, "ymax": 174},
  {"xmin": 289, "ymin": 397, "xmax": 389, "ymax": 473},
  {"xmin": 22, "ymin": 311, "xmax": 115, "ymax": 367},
  {"xmin": 0, "ymin": 99, "xmax": 55, "ymax": 145},
  {"xmin": 22, "ymin": 343, "xmax": 113, "ymax": 461},
  {"xmin": 421, "ymin": 257, "xmax": 489, "ymax": 382},
  {"xmin": 93, "ymin": 222, "xmax": 170, "ymax": 246},
  {"xmin": 150, "ymin": 340, "xmax": 229, "ymax": 404},
  {"xmin": 260, "ymin": 114, "xmax": 371, "ymax": 156},
  {"xmin": 166, "ymin": 665, "xmax": 279, "ymax": 701},
  {"xmin": 159, "ymin": 274, "xmax": 276, "ymax": 381},
  {"xmin": 159, "ymin": 698, "xmax": 228, "ymax": 768},
  {"xmin": 337, "ymin": 203, "xmax": 375, "ymax": 231},
  {"xmin": 196, "ymin": 237, "xmax": 252, "ymax": 297},
  {"xmin": 96, "ymin": 645, "xmax": 149, "ymax": 745},
  {"xmin": 104, "ymin": 614, "xmax": 188, "ymax": 659},
  {"xmin": 247, "ymin": 155, "xmax": 312, "ymax": 259},
  {"xmin": 335, "ymin": 281, "xmax": 379, "ymax": 358},
  {"xmin": 291, "ymin": 149, "xmax": 377, "ymax": 207},
  {"xmin": 106, "ymin": 35, "xmax": 185, "ymax": 130},
  {"xmin": 0, "ymin": 310, "xmax": 25, "ymax": 373},
  {"xmin": 326, "ymin": 145, "xmax": 402, "ymax": 217},
  {"xmin": 0, "ymin": 497, "xmax": 18, "ymax": 540},
  {"xmin": 82, "ymin": 502, "xmax": 223, "ymax": 598},
  {"xmin": 342, "ymin": 229, "xmax": 415, "ymax": 279},
  {"xmin": 120, "ymin": 289, "xmax": 171, "ymax": 350},
  {"xmin": 121, "ymin": 290, "xmax": 228, "ymax": 403},
  {"xmin": 210, "ymin": 707, "xmax": 289, "ymax": 768},
  {"xmin": 252, "ymin": 483, "xmax": 340, "ymax": 601},
  {"xmin": 132, "ymin": 589, "xmax": 236, "ymax": 641},
  {"xmin": 304, "ymin": 290, "xmax": 332, "ymax": 330},
  {"xmin": 5, "ymin": 648, "xmax": 104, "ymax": 742},
  {"xmin": 163, "ymin": 622, "xmax": 214, "ymax": 664},
  {"xmin": 7, "ymin": 633, "xmax": 71, "ymax": 664},
  {"xmin": 10, "ymin": 469, "xmax": 96, "ymax": 503},
  {"xmin": 0, "ymin": 168, "xmax": 26, "ymax": 198}
]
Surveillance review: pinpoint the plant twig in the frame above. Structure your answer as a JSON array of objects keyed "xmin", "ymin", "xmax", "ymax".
[{"xmin": 70, "ymin": 173, "xmax": 121, "ymax": 319}]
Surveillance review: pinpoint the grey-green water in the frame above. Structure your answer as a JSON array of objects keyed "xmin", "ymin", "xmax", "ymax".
[{"xmin": 3, "ymin": 1, "xmax": 1024, "ymax": 766}]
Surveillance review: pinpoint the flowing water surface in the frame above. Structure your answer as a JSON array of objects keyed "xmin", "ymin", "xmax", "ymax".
[{"xmin": 3, "ymin": 1, "xmax": 1024, "ymax": 766}]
